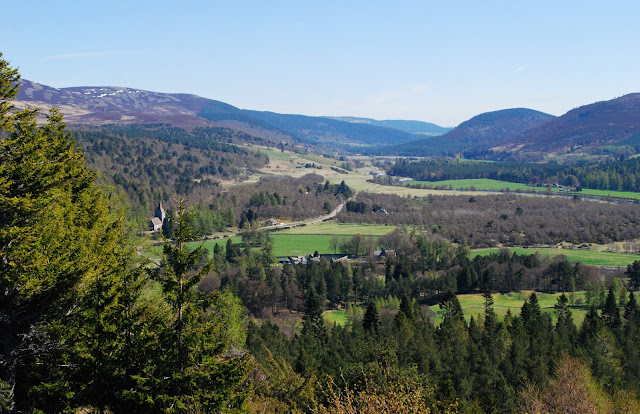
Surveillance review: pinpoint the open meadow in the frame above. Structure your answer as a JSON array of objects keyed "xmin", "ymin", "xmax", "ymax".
[
  {"xmin": 405, "ymin": 178, "xmax": 640, "ymax": 200},
  {"xmin": 471, "ymin": 247, "xmax": 640, "ymax": 267},
  {"xmin": 270, "ymin": 234, "xmax": 347, "ymax": 256},
  {"xmin": 369, "ymin": 183, "xmax": 499, "ymax": 197}
]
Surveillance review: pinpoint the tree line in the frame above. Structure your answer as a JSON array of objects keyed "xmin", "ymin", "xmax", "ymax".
[
  {"xmin": 247, "ymin": 287, "xmax": 640, "ymax": 412},
  {"xmin": 388, "ymin": 157, "xmax": 640, "ymax": 192}
]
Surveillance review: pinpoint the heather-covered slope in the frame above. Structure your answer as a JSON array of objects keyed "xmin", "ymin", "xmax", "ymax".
[
  {"xmin": 507, "ymin": 93, "xmax": 640, "ymax": 156},
  {"xmin": 389, "ymin": 108, "xmax": 555, "ymax": 156}
]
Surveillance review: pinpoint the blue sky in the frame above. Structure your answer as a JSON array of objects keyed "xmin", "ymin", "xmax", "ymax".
[{"xmin": 3, "ymin": 1, "xmax": 639, "ymax": 126}]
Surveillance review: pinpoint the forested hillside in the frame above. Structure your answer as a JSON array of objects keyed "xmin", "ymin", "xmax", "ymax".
[
  {"xmin": 325, "ymin": 116, "xmax": 452, "ymax": 136},
  {"xmin": 71, "ymin": 124, "xmax": 270, "ymax": 220},
  {"xmin": 1, "ymin": 56, "xmax": 251, "ymax": 412},
  {"xmin": 388, "ymin": 108, "xmax": 555, "ymax": 156},
  {"xmin": 243, "ymin": 110, "xmax": 420, "ymax": 146},
  {"xmin": 508, "ymin": 93, "xmax": 640, "ymax": 156},
  {"xmin": 183, "ymin": 174, "xmax": 352, "ymax": 235}
]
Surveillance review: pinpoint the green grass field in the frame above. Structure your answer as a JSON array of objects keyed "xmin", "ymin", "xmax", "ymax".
[
  {"xmin": 270, "ymin": 234, "xmax": 349, "ymax": 256},
  {"xmin": 183, "ymin": 237, "xmax": 243, "ymax": 258},
  {"xmin": 429, "ymin": 291, "xmax": 589, "ymax": 325},
  {"xmin": 370, "ymin": 183, "xmax": 490, "ymax": 197},
  {"xmin": 406, "ymin": 178, "xmax": 533, "ymax": 192},
  {"xmin": 177, "ymin": 223, "xmax": 399, "ymax": 259},
  {"xmin": 579, "ymin": 188, "xmax": 640, "ymax": 199},
  {"xmin": 405, "ymin": 178, "xmax": 640, "ymax": 200},
  {"xmin": 471, "ymin": 247, "xmax": 640, "ymax": 267},
  {"xmin": 252, "ymin": 146, "xmax": 298, "ymax": 162},
  {"xmin": 323, "ymin": 310, "xmax": 348, "ymax": 326},
  {"xmin": 270, "ymin": 222, "xmax": 401, "ymax": 256}
]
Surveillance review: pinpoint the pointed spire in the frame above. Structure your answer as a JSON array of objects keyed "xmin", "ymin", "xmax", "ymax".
[{"xmin": 155, "ymin": 201, "xmax": 166, "ymax": 222}]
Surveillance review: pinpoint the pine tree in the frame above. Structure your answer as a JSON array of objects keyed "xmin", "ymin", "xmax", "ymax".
[
  {"xmin": 398, "ymin": 293, "xmax": 415, "ymax": 321},
  {"xmin": 521, "ymin": 293, "xmax": 552, "ymax": 385},
  {"xmin": 0, "ymin": 53, "xmax": 130, "ymax": 410},
  {"xmin": 138, "ymin": 199, "xmax": 252, "ymax": 412},
  {"xmin": 362, "ymin": 301, "xmax": 380, "ymax": 334},
  {"xmin": 0, "ymin": 52, "xmax": 19, "ymax": 131},
  {"xmin": 624, "ymin": 291, "xmax": 638, "ymax": 323},
  {"xmin": 301, "ymin": 289, "xmax": 326, "ymax": 342},
  {"xmin": 602, "ymin": 288, "xmax": 621, "ymax": 332},
  {"xmin": 554, "ymin": 293, "xmax": 577, "ymax": 353},
  {"xmin": 57, "ymin": 215, "xmax": 150, "ymax": 412},
  {"xmin": 626, "ymin": 261, "xmax": 640, "ymax": 291}
]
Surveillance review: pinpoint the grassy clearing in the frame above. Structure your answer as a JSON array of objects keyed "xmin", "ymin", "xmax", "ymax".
[
  {"xmin": 190, "ymin": 234, "xmax": 356, "ymax": 257},
  {"xmin": 580, "ymin": 188, "xmax": 640, "ymax": 199},
  {"xmin": 429, "ymin": 291, "xmax": 589, "ymax": 325},
  {"xmin": 405, "ymin": 178, "xmax": 640, "ymax": 200},
  {"xmin": 369, "ymin": 184, "xmax": 494, "ymax": 197},
  {"xmin": 271, "ymin": 234, "xmax": 350, "ymax": 256},
  {"xmin": 278, "ymin": 221, "xmax": 400, "ymax": 236},
  {"xmin": 323, "ymin": 310, "xmax": 348, "ymax": 326},
  {"xmin": 406, "ymin": 178, "xmax": 533, "ymax": 192},
  {"xmin": 180, "ymin": 237, "xmax": 243, "ymax": 258},
  {"xmin": 471, "ymin": 247, "xmax": 640, "ymax": 267},
  {"xmin": 180, "ymin": 231, "xmax": 383, "ymax": 259},
  {"xmin": 251, "ymin": 146, "xmax": 298, "ymax": 162}
]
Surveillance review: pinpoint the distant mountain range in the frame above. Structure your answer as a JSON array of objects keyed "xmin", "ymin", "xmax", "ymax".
[
  {"xmin": 324, "ymin": 116, "xmax": 453, "ymax": 136},
  {"xmin": 13, "ymin": 79, "xmax": 640, "ymax": 161},
  {"xmin": 389, "ymin": 95, "xmax": 640, "ymax": 160},
  {"xmin": 389, "ymin": 108, "xmax": 555, "ymax": 156},
  {"xmin": 14, "ymin": 80, "xmax": 446, "ymax": 149}
]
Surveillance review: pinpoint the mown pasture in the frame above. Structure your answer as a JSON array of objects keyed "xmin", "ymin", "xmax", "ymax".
[
  {"xmin": 178, "ymin": 222, "xmax": 398, "ymax": 258},
  {"xmin": 270, "ymin": 234, "xmax": 346, "ymax": 256},
  {"xmin": 269, "ymin": 222, "xmax": 400, "ymax": 256},
  {"xmin": 404, "ymin": 178, "xmax": 640, "ymax": 200},
  {"xmin": 471, "ymin": 247, "xmax": 640, "ymax": 267}
]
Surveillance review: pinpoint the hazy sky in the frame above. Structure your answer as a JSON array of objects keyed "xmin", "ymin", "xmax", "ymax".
[{"xmin": 3, "ymin": 1, "xmax": 639, "ymax": 126}]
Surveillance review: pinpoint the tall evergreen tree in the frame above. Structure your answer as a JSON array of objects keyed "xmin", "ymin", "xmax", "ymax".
[
  {"xmin": 626, "ymin": 261, "xmax": 640, "ymax": 291},
  {"xmin": 553, "ymin": 293, "xmax": 577, "ymax": 353},
  {"xmin": 624, "ymin": 291, "xmax": 639, "ymax": 323},
  {"xmin": 301, "ymin": 289, "xmax": 326, "ymax": 342},
  {"xmin": 602, "ymin": 288, "xmax": 621, "ymax": 332},
  {"xmin": 362, "ymin": 301, "xmax": 380, "ymax": 334},
  {"xmin": 0, "ymin": 54, "xmax": 125, "ymax": 411},
  {"xmin": 141, "ymin": 199, "xmax": 252, "ymax": 412}
]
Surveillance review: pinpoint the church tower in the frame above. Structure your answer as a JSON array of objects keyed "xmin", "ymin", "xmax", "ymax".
[{"xmin": 155, "ymin": 202, "xmax": 166, "ymax": 222}]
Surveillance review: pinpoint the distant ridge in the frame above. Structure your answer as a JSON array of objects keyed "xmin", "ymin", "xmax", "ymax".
[
  {"xmin": 505, "ymin": 93, "xmax": 640, "ymax": 156},
  {"xmin": 14, "ymin": 79, "xmax": 427, "ymax": 149},
  {"xmin": 15, "ymin": 80, "xmax": 640, "ymax": 159},
  {"xmin": 324, "ymin": 116, "xmax": 452, "ymax": 136},
  {"xmin": 389, "ymin": 108, "xmax": 555, "ymax": 156}
]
